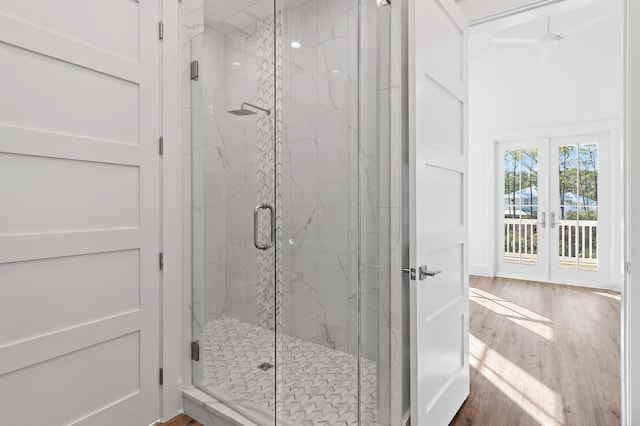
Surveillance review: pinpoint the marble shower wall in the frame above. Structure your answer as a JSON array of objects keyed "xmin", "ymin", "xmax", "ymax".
[
  {"xmin": 197, "ymin": 25, "xmax": 261, "ymax": 326},
  {"xmin": 281, "ymin": 0, "xmax": 388, "ymax": 363}
]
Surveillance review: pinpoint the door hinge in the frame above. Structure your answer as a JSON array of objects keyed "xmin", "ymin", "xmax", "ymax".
[
  {"xmin": 159, "ymin": 368, "xmax": 163, "ymax": 386},
  {"xmin": 627, "ymin": 261, "xmax": 631, "ymax": 274},
  {"xmin": 403, "ymin": 267, "xmax": 416, "ymax": 281},
  {"xmin": 159, "ymin": 136, "xmax": 164, "ymax": 155},
  {"xmin": 159, "ymin": 252, "xmax": 164, "ymax": 271},
  {"xmin": 191, "ymin": 340, "xmax": 200, "ymax": 361},
  {"xmin": 159, "ymin": 20, "xmax": 164, "ymax": 40},
  {"xmin": 190, "ymin": 60, "xmax": 199, "ymax": 81}
]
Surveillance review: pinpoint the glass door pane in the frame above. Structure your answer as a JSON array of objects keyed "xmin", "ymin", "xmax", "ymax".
[
  {"xmin": 496, "ymin": 139, "xmax": 549, "ymax": 281},
  {"xmin": 556, "ymin": 142, "xmax": 599, "ymax": 271},
  {"xmin": 191, "ymin": 2, "xmax": 278, "ymax": 423},
  {"xmin": 549, "ymin": 133, "xmax": 610, "ymax": 287},
  {"xmin": 503, "ymin": 147, "xmax": 540, "ymax": 265}
]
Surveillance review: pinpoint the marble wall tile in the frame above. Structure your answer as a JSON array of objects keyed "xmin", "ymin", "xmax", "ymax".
[
  {"xmin": 203, "ymin": 30, "xmax": 226, "ymax": 91},
  {"xmin": 192, "ymin": 147, "xmax": 204, "ymax": 207},
  {"xmin": 376, "ymin": 2, "xmax": 391, "ymax": 91},
  {"xmin": 204, "ymin": 146, "xmax": 227, "ymax": 205},
  {"xmin": 318, "ymin": 109, "xmax": 348, "ymax": 182},
  {"xmin": 288, "ymin": 1, "xmax": 318, "ymax": 73},
  {"xmin": 389, "ymin": 0, "xmax": 402, "ymax": 89},
  {"xmin": 192, "ymin": 107, "xmax": 205, "ymax": 152},
  {"xmin": 289, "ymin": 273, "xmax": 320, "ymax": 342},
  {"xmin": 225, "ymin": 185, "xmax": 244, "ymax": 245},
  {"xmin": 359, "ymin": 155, "xmax": 378, "ymax": 233},
  {"xmin": 360, "ymin": 231, "xmax": 378, "ymax": 312},
  {"xmin": 205, "ymin": 262, "xmax": 226, "ymax": 320},
  {"xmin": 318, "ymin": 182, "xmax": 348, "ymax": 255},
  {"xmin": 193, "ymin": 206, "xmax": 205, "ymax": 302},
  {"xmin": 389, "ymin": 86, "xmax": 402, "ymax": 209},
  {"xmin": 361, "ymin": 307, "xmax": 378, "ymax": 361},
  {"xmin": 318, "ymin": 322, "xmax": 349, "ymax": 352},
  {"xmin": 290, "ymin": 205, "xmax": 318, "ymax": 274},
  {"xmin": 289, "ymin": 70, "xmax": 318, "ymax": 140},
  {"xmin": 318, "ymin": 36, "xmax": 348, "ymax": 112},
  {"xmin": 318, "ymin": 253, "xmax": 348, "ymax": 328},
  {"xmin": 183, "ymin": 154, "xmax": 192, "ymax": 207},
  {"xmin": 204, "ymin": 204, "xmax": 226, "ymax": 264},
  {"xmin": 183, "ymin": 107, "xmax": 193, "ymax": 155},
  {"xmin": 376, "ymin": 88, "xmax": 392, "ymax": 208},
  {"xmin": 244, "ymin": 281, "xmax": 258, "ymax": 325},
  {"xmin": 289, "ymin": 138, "xmax": 318, "ymax": 206},
  {"xmin": 226, "ymin": 31, "xmax": 246, "ymax": 74},
  {"xmin": 317, "ymin": 0, "xmax": 348, "ymax": 43},
  {"xmin": 360, "ymin": 78, "xmax": 378, "ymax": 157},
  {"xmin": 359, "ymin": 0, "xmax": 378, "ymax": 83},
  {"xmin": 203, "ymin": 87, "xmax": 226, "ymax": 148},
  {"xmin": 224, "ymin": 128, "xmax": 246, "ymax": 186},
  {"xmin": 389, "ymin": 207, "xmax": 402, "ymax": 331}
]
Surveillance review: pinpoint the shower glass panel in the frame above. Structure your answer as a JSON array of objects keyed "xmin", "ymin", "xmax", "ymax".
[
  {"xmin": 191, "ymin": 0, "xmax": 391, "ymax": 424},
  {"xmin": 190, "ymin": 5, "xmax": 278, "ymax": 424}
]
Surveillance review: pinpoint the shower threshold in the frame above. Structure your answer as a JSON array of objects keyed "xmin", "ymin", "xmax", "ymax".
[{"xmin": 196, "ymin": 316, "xmax": 377, "ymax": 425}]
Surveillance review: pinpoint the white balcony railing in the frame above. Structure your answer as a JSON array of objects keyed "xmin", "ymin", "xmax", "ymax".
[{"xmin": 504, "ymin": 218, "xmax": 598, "ymax": 269}]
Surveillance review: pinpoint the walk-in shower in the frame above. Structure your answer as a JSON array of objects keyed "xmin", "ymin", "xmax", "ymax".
[{"xmin": 190, "ymin": 0, "xmax": 392, "ymax": 424}]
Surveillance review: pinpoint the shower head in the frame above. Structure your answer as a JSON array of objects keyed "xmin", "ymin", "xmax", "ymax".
[
  {"xmin": 228, "ymin": 108, "xmax": 257, "ymax": 116},
  {"xmin": 227, "ymin": 102, "xmax": 271, "ymax": 116}
]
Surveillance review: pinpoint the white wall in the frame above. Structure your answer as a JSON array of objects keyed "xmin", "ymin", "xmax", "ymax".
[{"xmin": 468, "ymin": 0, "xmax": 624, "ymax": 287}]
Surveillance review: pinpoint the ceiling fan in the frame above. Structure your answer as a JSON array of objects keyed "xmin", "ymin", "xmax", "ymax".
[
  {"xmin": 490, "ymin": 16, "xmax": 563, "ymax": 64},
  {"xmin": 489, "ymin": 12, "xmax": 617, "ymax": 64}
]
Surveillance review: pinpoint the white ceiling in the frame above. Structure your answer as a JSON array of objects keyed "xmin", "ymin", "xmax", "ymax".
[
  {"xmin": 205, "ymin": 0, "xmax": 312, "ymax": 32},
  {"xmin": 470, "ymin": 0, "xmax": 622, "ymax": 56}
]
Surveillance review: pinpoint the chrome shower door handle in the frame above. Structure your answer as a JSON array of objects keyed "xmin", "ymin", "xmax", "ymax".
[
  {"xmin": 538, "ymin": 212, "xmax": 546, "ymax": 228},
  {"xmin": 254, "ymin": 203, "xmax": 275, "ymax": 250}
]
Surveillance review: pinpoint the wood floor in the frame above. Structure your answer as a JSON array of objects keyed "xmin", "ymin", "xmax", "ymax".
[
  {"xmin": 451, "ymin": 276, "xmax": 621, "ymax": 426},
  {"xmin": 156, "ymin": 414, "xmax": 202, "ymax": 426}
]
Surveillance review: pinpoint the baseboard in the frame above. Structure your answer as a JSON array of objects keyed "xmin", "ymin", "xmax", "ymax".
[{"xmin": 469, "ymin": 263, "xmax": 493, "ymax": 277}]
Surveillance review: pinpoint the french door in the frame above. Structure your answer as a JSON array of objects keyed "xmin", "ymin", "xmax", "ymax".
[{"xmin": 497, "ymin": 133, "xmax": 610, "ymax": 288}]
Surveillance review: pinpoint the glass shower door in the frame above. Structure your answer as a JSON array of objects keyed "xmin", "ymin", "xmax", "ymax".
[
  {"xmin": 191, "ymin": 0, "xmax": 392, "ymax": 424},
  {"xmin": 190, "ymin": 4, "xmax": 279, "ymax": 423}
]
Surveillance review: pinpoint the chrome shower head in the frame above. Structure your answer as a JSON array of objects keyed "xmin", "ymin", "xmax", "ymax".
[
  {"xmin": 227, "ymin": 102, "xmax": 271, "ymax": 116},
  {"xmin": 228, "ymin": 108, "xmax": 257, "ymax": 116}
]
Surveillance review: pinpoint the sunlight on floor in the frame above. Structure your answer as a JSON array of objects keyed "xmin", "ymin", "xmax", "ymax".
[
  {"xmin": 470, "ymin": 334, "xmax": 566, "ymax": 426},
  {"xmin": 470, "ymin": 287, "xmax": 556, "ymax": 341}
]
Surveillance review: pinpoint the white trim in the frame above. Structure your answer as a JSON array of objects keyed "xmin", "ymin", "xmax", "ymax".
[
  {"xmin": 469, "ymin": 0, "xmax": 604, "ymax": 31},
  {"xmin": 161, "ymin": 0, "xmax": 184, "ymax": 421},
  {"xmin": 469, "ymin": 263, "xmax": 493, "ymax": 276}
]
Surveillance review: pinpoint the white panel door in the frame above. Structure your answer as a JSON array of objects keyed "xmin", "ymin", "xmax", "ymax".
[
  {"xmin": 408, "ymin": 0, "xmax": 470, "ymax": 424},
  {"xmin": 0, "ymin": 1, "xmax": 161, "ymax": 425}
]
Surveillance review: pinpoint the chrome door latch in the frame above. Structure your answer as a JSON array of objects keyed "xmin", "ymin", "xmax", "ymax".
[
  {"xmin": 403, "ymin": 267, "xmax": 416, "ymax": 280},
  {"xmin": 405, "ymin": 266, "xmax": 442, "ymax": 280}
]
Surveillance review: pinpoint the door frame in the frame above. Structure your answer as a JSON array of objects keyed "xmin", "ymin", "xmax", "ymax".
[
  {"xmin": 160, "ymin": 0, "xmax": 184, "ymax": 421},
  {"xmin": 491, "ymin": 121, "xmax": 622, "ymax": 290}
]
